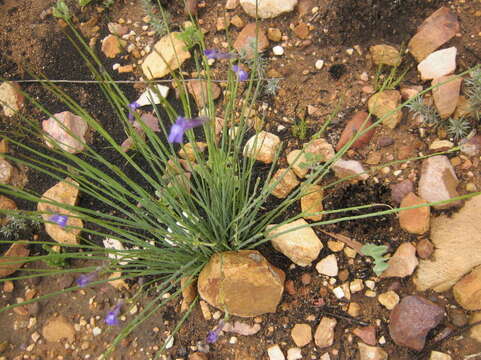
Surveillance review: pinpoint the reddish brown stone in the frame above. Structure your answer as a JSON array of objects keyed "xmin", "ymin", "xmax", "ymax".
[
  {"xmin": 353, "ymin": 326, "xmax": 377, "ymax": 346},
  {"xmin": 416, "ymin": 239, "xmax": 434, "ymax": 259},
  {"xmin": 233, "ymin": 23, "xmax": 269, "ymax": 58},
  {"xmin": 336, "ymin": 111, "xmax": 375, "ymax": 151}
]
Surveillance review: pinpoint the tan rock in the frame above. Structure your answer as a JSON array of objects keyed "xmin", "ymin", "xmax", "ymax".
[
  {"xmin": 42, "ymin": 111, "xmax": 88, "ymax": 154},
  {"xmin": 331, "ymin": 159, "xmax": 369, "ymax": 183},
  {"xmin": 230, "ymin": 15, "xmax": 245, "ymax": 28},
  {"xmin": 469, "ymin": 312, "xmax": 481, "ymax": 343},
  {"xmin": 453, "ymin": 265, "xmax": 481, "ymax": 310},
  {"xmin": 142, "ymin": 32, "xmax": 191, "ymax": 79},
  {"xmin": 382, "ymin": 243, "xmax": 418, "ymax": 278},
  {"xmin": 408, "ymin": 7, "xmax": 460, "ymax": 62},
  {"xmin": 400, "ymin": 85, "xmax": 423, "ymax": 100},
  {"xmin": 314, "ymin": 317, "xmax": 336, "ymax": 348},
  {"xmin": 348, "ymin": 302, "xmax": 361, "ymax": 317},
  {"xmin": 187, "ymin": 80, "xmax": 221, "ymax": 108},
  {"xmin": 293, "ymin": 23, "xmax": 309, "ymax": 39},
  {"xmin": 0, "ymin": 159, "xmax": 13, "ymax": 185},
  {"xmin": 358, "ymin": 342, "xmax": 388, "ymax": 360},
  {"xmin": 270, "ymin": 168, "xmax": 299, "ymax": 199},
  {"xmin": 0, "ymin": 195, "xmax": 16, "ymax": 226},
  {"xmin": 197, "ymin": 250, "xmax": 285, "ymax": 317},
  {"xmin": 178, "ymin": 142, "xmax": 207, "ymax": 162},
  {"xmin": 0, "ymin": 82, "xmax": 24, "ymax": 117},
  {"xmin": 304, "ymin": 138, "xmax": 335, "ymax": 163},
  {"xmin": 243, "ymin": 131, "xmax": 281, "ymax": 164},
  {"xmin": 316, "ymin": 254, "xmax": 338, "ymax": 277},
  {"xmin": 414, "ymin": 195, "xmax": 481, "ymax": 292},
  {"xmin": 453, "ymin": 95, "xmax": 472, "ymax": 119},
  {"xmin": 370, "ymin": 44, "xmax": 401, "ymax": 66},
  {"xmin": 42, "ymin": 315, "xmax": 75, "ymax": 342},
  {"xmin": 101, "ymin": 34, "xmax": 125, "ymax": 58},
  {"xmin": 181, "ymin": 276, "xmax": 197, "ymax": 312},
  {"xmin": 267, "ymin": 28, "xmax": 282, "ymax": 42},
  {"xmin": 37, "ymin": 178, "xmax": 83, "ymax": 245},
  {"xmin": 417, "ymin": 47, "xmax": 456, "ymax": 80},
  {"xmin": 378, "ymin": 290, "xmax": 400, "ymax": 310},
  {"xmin": 430, "ymin": 351, "xmax": 452, "ymax": 360},
  {"xmin": 239, "ymin": 0, "xmax": 298, "ymax": 19},
  {"xmin": 300, "ymin": 184, "xmax": 323, "ymax": 221},
  {"xmin": 368, "ymin": 90, "xmax": 403, "ymax": 129},
  {"xmin": 291, "ymin": 323, "xmax": 312, "ymax": 347},
  {"xmin": 287, "ymin": 150, "xmax": 308, "ymax": 178},
  {"xmin": 267, "ymin": 219, "xmax": 323, "ymax": 267},
  {"xmin": 225, "ymin": 0, "xmax": 239, "ymax": 10},
  {"xmin": 432, "ymin": 75, "xmax": 462, "ymax": 119},
  {"xmin": 233, "ymin": 23, "xmax": 269, "ymax": 58},
  {"xmin": 0, "ymin": 242, "xmax": 29, "ymax": 277},
  {"xmin": 399, "ymin": 193, "xmax": 430, "ymax": 234}
]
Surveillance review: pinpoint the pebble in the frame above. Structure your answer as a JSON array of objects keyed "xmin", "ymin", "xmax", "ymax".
[
  {"xmin": 399, "ymin": 193, "xmax": 430, "ymax": 234},
  {"xmin": 417, "ymin": 47, "xmax": 457, "ymax": 80},
  {"xmin": 314, "ymin": 317, "xmax": 337, "ymax": 348},
  {"xmin": 378, "ymin": 290, "xmax": 400, "ymax": 310},
  {"xmin": 390, "ymin": 179, "xmax": 414, "ymax": 204},
  {"xmin": 244, "ymin": 131, "xmax": 281, "ymax": 164},
  {"xmin": 315, "ymin": 60, "xmax": 324, "ymax": 70},
  {"xmin": 358, "ymin": 342, "xmax": 388, "ymax": 360},
  {"xmin": 332, "ymin": 286, "xmax": 345, "ymax": 299},
  {"xmin": 429, "ymin": 351, "xmax": 452, "ymax": 360},
  {"xmin": 382, "ymin": 243, "xmax": 419, "ymax": 278},
  {"xmin": 368, "ymin": 90, "xmax": 403, "ymax": 129},
  {"xmin": 273, "ymin": 45, "xmax": 284, "ymax": 55},
  {"xmin": 353, "ymin": 326, "xmax": 377, "ymax": 346},
  {"xmin": 267, "ymin": 27, "xmax": 282, "ymax": 42},
  {"xmin": 370, "ymin": 44, "xmax": 401, "ymax": 66},
  {"xmin": 267, "ymin": 344, "xmax": 285, "ymax": 360},
  {"xmin": 348, "ymin": 302, "xmax": 361, "ymax": 317},
  {"xmin": 350, "ymin": 279, "xmax": 364, "ymax": 293},
  {"xmin": 453, "ymin": 265, "xmax": 481, "ymax": 310},
  {"xmin": 316, "ymin": 254, "xmax": 338, "ymax": 277},
  {"xmin": 327, "ymin": 240, "xmax": 344, "ymax": 252},
  {"xmin": 416, "ymin": 239, "xmax": 434, "ymax": 259},
  {"xmin": 240, "ymin": 0, "xmax": 298, "ymax": 19},
  {"xmin": 233, "ymin": 23, "xmax": 269, "ymax": 58},
  {"xmin": 286, "ymin": 347, "xmax": 302, "ymax": 360},
  {"xmin": 432, "ymin": 75, "xmax": 462, "ymax": 119},
  {"xmin": 0, "ymin": 82, "xmax": 24, "ymax": 117},
  {"xmin": 290, "ymin": 323, "xmax": 312, "ymax": 347}
]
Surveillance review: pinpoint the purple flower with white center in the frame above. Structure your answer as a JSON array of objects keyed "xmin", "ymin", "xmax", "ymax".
[
  {"xmin": 76, "ymin": 270, "xmax": 98, "ymax": 288},
  {"xmin": 105, "ymin": 301, "xmax": 123, "ymax": 326},
  {"xmin": 204, "ymin": 49, "xmax": 235, "ymax": 60},
  {"xmin": 48, "ymin": 214, "xmax": 68, "ymax": 228},
  {"xmin": 128, "ymin": 101, "xmax": 141, "ymax": 122},
  {"xmin": 232, "ymin": 65, "xmax": 248, "ymax": 81},
  {"xmin": 206, "ymin": 320, "xmax": 225, "ymax": 344},
  {"xmin": 168, "ymin": 116, "xmax": 209, "ymax": 144}
]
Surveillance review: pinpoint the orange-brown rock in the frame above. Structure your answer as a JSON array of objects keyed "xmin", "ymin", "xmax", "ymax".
[{"xmin": 399, "ymin": 193, "xmax": 430, "ymax": 234}]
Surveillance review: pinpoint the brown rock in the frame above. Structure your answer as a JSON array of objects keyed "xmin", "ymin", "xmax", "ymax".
[
  {"xmin": 243, "ymin": 131, "xmax": 281, "ymax": 164},
  {"xmin": 287, "ymin": 150, "xmax": 309, "ymax": 178},
  {"xmin": 184, "ymin": 0, "xmax": 198, "ymax": 16},
  {"xmin": 37, "ymin": 178, "xmax": 83, "ymax": 245},
  {"xmin": 42, "ymin": 315, "xmax": 75, "ymax": 343},
  {"xmin": 358, "ymin": 343, "xmax": 388, "ymax": 360},
  {"xmin": 187, "ymin": 80, "xmax": 221, "ymax": 108},
  {"xmin": 453, "ymin": 96, "xmax": 473, "ymax": 119},
  {"xmin": 267, "ymin": 27, "xmax": 282, "ymax": 42},
  {"xmin": 230, "ymin": 15, "xmax": 245, "ymax": 28},
  {"xmin": 416, "ymin": 239, "xmax": 434, "ymax": 259},
  {"xmin": 267, "ymin": 219, "xmax": 323, "ymax": 267},
  {"xmin": 336, "ymin": 111, "xmax": 375, "ymax": 151},
  {"xmin": 300, "ymin": 184, "xmax": 323, "ymax": 221},
  {"xmin": 0, "ymin": 242, "xmax": 29, "ymax": 277},
  {"xmin": 408, "ymin": 7, "xmax": 460, "ymax": 62},
  {"xmin": 368, "ymin": 90, "xmax": 403, "ymax": 129},
  {"xmin": 432, "ymin": 75, "xmax": 462, "ymax": 119},
  {"xmin": 400, "ymin": 85, "xmax": 423, "ymax": 100},
  {"xmin": 291, "ymin": 323, "xmax": 312, "ymax": 347},
  {"xmin": 270, "ymin": 168, "xmax": 299, "ymax": 198},
  {"xmin": 181, "ymin": 276, "xmax": 197, "ymax": 312},
  {"xmin": 197, "ymin": 250, "xmax": 285, "ymax": 317},
  {"xmin": 233, "ymin": 23, "xmax": 269, "ymax": 58},
  {"xmin": 381, "ymin": 242, "xmax": 418, "ymax": 278},
  {"xmin": 399, "ymin": 193, "xmax": 430, "ymax": 234},
  {"xmin": 378, "ymin": 290, "xmax": 400, "ymax": 310},
  {"xmin": 370, "ymin": 44, "xmax": 401, "ymax": 66},
  {"xmin": 0, "ymin": 195, "xmax": 16, "ymax": 226},
  {"xmin": 314, "ymin": 317, "xmax": 337, "ymax": 348},
  {"xmin": 469, "ymin": 312, "xmax": 481, "ymax": 343},
  {"xmin": 293, "ymin": 23, "xmax": 309, "ymax": 39},
  {"xmin": 353, "ymin": 326, "xmax": 377, "ymax": 346},
  {"xmin": 453, "ymin": 265, "xmax": 481, "ymax": 310},
  {"xmin": 389, "ymin": 295, "xmax": 444, "ymax": 351},
  {"xmin": 365, "ymin": 152, "xmax": 381, "ymax": 165},
  {"xmin": 396, "ymin": 144, "xmax": 415, "ymax": 160},
  {"xmin": 391, "ymin": 180, "xmax": 414, "ymax": 204},
  {"xmin": 101, "ymin": 35, "xmax": 125, "ymax": 58},
  {"xmin": 42, "ymin": 111, "xmax": 88, "ymax": 154},
  {"xmin": 304, "ymin": 138, "xmax": 335, "ymax": 163}
]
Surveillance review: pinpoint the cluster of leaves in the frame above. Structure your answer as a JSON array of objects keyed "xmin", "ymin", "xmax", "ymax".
[
  {"xmin": 0, "ymin": 215, "xmax": 41, "ymax": 241},
  {"xmin": 177, "ymin": 23, "xmax": 203, "ymax": 50},
  {"xmin": 465, "ymin": 67, "xmax": 481, "ymax": 121},
  {"xmin": 360, "ymin": 243, "xmax": 389, "ymax": 276}
]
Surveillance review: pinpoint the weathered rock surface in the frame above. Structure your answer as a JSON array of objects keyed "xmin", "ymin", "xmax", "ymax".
[
  {"xmin": 233, "ymin": 23, "xmax": 269, "ymax": 58},
  {"xmin": 370, "ymin": 44, "xmax": 401, "ymax": 66},
  {"xmin": 368, "ymin": 90, "xmax": 403, "ymax": 129},
  {"xmin": 42, "ymin": 315, "xmax": 75, "ymax": 342},
  {"xmin": 187, "ymin": 80, "xmax": 221, "ymax": 108},
  {"xmin": 240, "ymin": 0, "xmax": 298, "ymax": 19},
  {"xmin": 314, "ymin": 317, "xmax": 336, "ymax": 348},
  {"xmin": 336, "ymin": 111, "xmax": 375, "ymax": 151},
  {"xmin": 432, "ymin": 75, "xmax": 462, "ymax": 119},
  {"xmin": 267, "ymin": 219, "xmax": 323, "ymax": 267},
  {"xmin": 0, "ymin": 82, "xmax": 24, "ymax": 117},
  {"xmin": 382, "ymin": 243, "xmax": 418, "ymax": 278},
  {"xmin": 408, "ymin": 7, "xmax": 460, "ymax": 62},
  {"xmin": 243, "ymin": 131, "xmax": 281, "ymax": 164},
  {"xmin": 353, "ymin": 326, "xmax": 377, "ymax": 346},
  {"xmin": 391, "ymin": 180, "xmax": 414, "ymax": 204},
  {"xmin": 101, "ymin": 34, "xmax": 125, "ymax": 58},
  {"xmin": 415, "ymin": 195, "xmax": 481, "ymax": 292},
  {"xmin": 0, "ymin": 242, "xmax": 29, "ymax": 277},
  {"xmin": 37, "ymin": 178, "xmax": 83, "ymax": 245},
  {"xmin": 267, "ymin": 344, "xmax": 285, "ymax": 360},
  {"xmin": 331, "ymin": 159, "xmax": 369, "ymax": 182},
  {"xmin": 42, "ymin": 111, "xmax": 88, "ymax": 154},
  {"xmin": 142, "ymin": 33, "xmax": 191, "ymax": 79},
  {"xmin": 453, "ymin": 265, "xmax": 481, "ymax": 310},
  {"xmin": 430, "ymin": 351, "xmax": 452, "ymax": 360},
  {"xmin": 358, "ymin": 342, "xmax": 388, "ymax": 360},
  {"xmin": 287, "ymin": 150, "xmax": 308, "ymax": 178},
  {"xmin": 270, "ymin": 168, "xmax": 300, "ymax": 199},
  {"xmin": 399, "ymin": 193, "xmax": 430, "ymax": 234},
  {"xmin": 300, "ymin": 184, "xmax": 323, "ymax": 221},
  {"xmin": 389, "ymin": 295, "xmax": 444, "ymax": 351},
  {"xmin": 291, "ymin": 323, "xmax": 312, "ymax": 347},
  {"xmin": 197, "ymin": 250, "xmax": 285, "ymax": 317},
  {"xmin": 418, "ymin": 155, "xmax": 461, "ymax": 209},
  {"xmin": 417, "ymin": 47, "xmax": 456, "ymax": 80},
  {"xmin": 304, "ymin": 139, "xmax": 335, "ymax": 163}
]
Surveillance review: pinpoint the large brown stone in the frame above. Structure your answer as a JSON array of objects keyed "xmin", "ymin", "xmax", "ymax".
[
  {"xmin": 432, "ymin": 75, "xmax": 462, "ymax": 119},
  {"xmin": 453, "ymin": 265, "xmax": 481, "ymax": 310},
  {"xmin": 42, "ymin": 315, "xmax": 75, "ymax": 343},
  {"xmin": 197, "ymin": 250, "xmax": 285, "ymax": 317},
  {"xmin": 233, "ymin": 23, "xmax": 269, "ymax": 58},
  {"xmin": 37, "ymin": 178, "xmax": 83, "ymax": 245},
  {"xmin": 399, "ymin": 193, "xmax": 430, "ymax": 234},
  {"xmin": 408, "ymin": 7, "xmax": 460, "ymax": 62},
  {"xmin": 336, "ymin": 111, "xmax": 375, "ymax": 151},
  {"xmin": 415, "ymin": 195, "xmax": 481, "ymax": 292},
  {"xmin": 269, "ymin": 168, "xmax": 299, "ymax": 199},
  {"xmin": 368, "ymin": 90, "xmax": 403, "ymax": 129},
  {"xmin": 300, "ymin": 184, "xmax": 324, "ymax": 221}
]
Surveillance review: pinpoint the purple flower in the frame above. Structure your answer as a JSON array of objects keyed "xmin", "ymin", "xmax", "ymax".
[
  {"xmin": 128, "ymin": 101, "xmax": 141, "ymax": 122},
  {"xmin": 48, "ymin": 214, "xmax": 68, "ymax": 228},
  {"xmin": 206, "ymin": 320, "xmax": 225, "ymax": 344},
  {"xmin": 204, "ymin": 49, "xmax": 235, "ymax": 60},
  {"xmin": 76, "ymin": 270, "xmax": 98, "ymax": 288},
  {"xmin": 105, "ymin": 301, "xmax": 123, "ymax": 326},
  {"xmin": 168, "ymin": 116, "xmax": 209, "ymax": 144},
  {"xmin": 232, "ymin": 65, "xmax": 248, "ymax": 81}
]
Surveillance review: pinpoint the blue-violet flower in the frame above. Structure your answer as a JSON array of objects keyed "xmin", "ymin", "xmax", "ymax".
[
  {"xmin": 76, "ymin": 270, "xmax": 98, "ymax": 288},
  {"xmin": 105, "ymin": 301, "xmax": 123, "ymax": 326},
  {"xmin": 206, "ymin": 320, "xmax": 225, "ymax": 344},
  {"xmin": 168, "ymin": 116, "xmax": 209, "ymax": 144},
  {"xmin": 128, "ymin": 101, "xmax": 141, "ymax": 122},
  {"xmin": 204, "ymin": 49, "xmax": 235, "ymax": 60},
  {"xmin": 48, "ymin": 214, "xmax": 68, "ymax": 228},
  {"xmin": 232, "ymin": 65, "xmax": 248, "ymax": 81}
]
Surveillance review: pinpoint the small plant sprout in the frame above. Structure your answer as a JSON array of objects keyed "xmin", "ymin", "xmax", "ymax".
[
  {"xmin": 52, "ymin": 0, "xmax": 71, "ymax": 19},
  {"xmin": 167, "ymin": 116, "xmax": 209, "ymax": 144},
  {"xmin": 465, "ymin": 67, "xmax": 481, "ymax": 121},
  {"xmin": 361, "ymin": 243, "xmax": 389, "ymax": 276},
  {"xmin": 105, "ymin": 301, "xmax": 124, "ymax": 326},
  {"xmin": 447, "ymin": 117, "xmax": 471, "ymax": 141},
  {"xmin": 263, "ymin": 78, "xmax": 281, "ymax": 96}
]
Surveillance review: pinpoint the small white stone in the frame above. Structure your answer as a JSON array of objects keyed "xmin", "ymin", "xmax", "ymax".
[
  {"xmin": 273, "ymin": 45, "xmax": 284, "ymax": 56},
  {"xmin": 92, "ymin": 327, "xmax": 102, "ymax": 336},
  {"xmin": 365, "ymin": 280, "xmax": 376, "ymax": 289},
  {"xmin": 350, "ymin": 279, "xmax": 364, "ymax": 293},
  {"xmin": 165, "ymin": 335, "xmax": 174, "ymax": 349},
  {"xmin": 379, "ymin": 336, "xmax": 386, "ymax": 345},
  {"xmin": 268, "ymin": 344, "xmax": 286, "ymax": 360},
  {"xmin": 315, "ymin": 60, "xmax": 324, "ymax": 70},
  {"xmin": 316, "ymin": 254, "xmax": 338, "ymax": 277},
  {"xmin": 320, "ymin": 353, "xmax": 331, "ymax": 360},
  {"xmin": 346, "ymin": 48, "xmax": 354, "ymax": 55},
  {"xmin": 112, "ymin": 63, "xmax": 120, "ymax": 70},
  {"xmin": 287, "ymin": 347, "xmax": 302, "ymax": 360},
  {"xmin": 332, "ymin": 286, "xmax": 345, "ymax": 299},
  {"xmin": 213, "ymin": 311, "xmax": 222, "ymax": 320},
  {"xmin": 229, "ymin": 336, "xmax": 238, "ymax": 344}
]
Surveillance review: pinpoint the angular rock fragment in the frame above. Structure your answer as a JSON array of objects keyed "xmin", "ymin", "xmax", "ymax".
[
  {"xmin": 453, "ymin": 265, "xmax": 481, "ymax": 310},
  {"xmin": 336, "ymin": 111, "xmax": 375, "ymax": 151},
  {"xmin": 316, "ymin": 254, "xmax": 338, "ymax": 277},
  {"xmin": 291, "ymin": 323, "xmax": 312, "ymax": 347},
  {"xmin": 233, "ymin": 23, "xmax": 269, "ymax": 58},
  {"xmin": 304, "ymin": 138, "xmax": 335, "ymax": 163},
  {"xmin": 382, "ymin": 242, "xmax": 418, "ymax": 278},
  {"xmin": 353, "ymin": 326, "xmax": 377, "ymax": 346},
  {"xmin": 42, "ymin": 111, "xmax": 88, "ymax": 154},
  {"xmin": 432, "ymin": 75, "xmax": 462, "ymax": 119},
  {"xmin": 417, "ymin": 47, "xmax": 456, "ymax": 80},
  {"xmin": 187, "ymin": 80, "xmax": 221, "ymax": 108},
  {"xmin": 331, "ymin": 159, "xmax": 369, "ymax": 183},
  {"xmin": 287, "ymin": 150, "xmax": 308, "ymax": 178},
  {"xmin": 358, "ymin": 342, "xmax": 388, "ymax": 360},
  {"xmin": 300, "ymin": 184, "xmax": 323, "ymax": 221},
  {"xmin": 370, "ymin": 44, "xmax": 401, "ymax": 66},
  {"xmin": 314, "ymin": 317, "xmax": 336, "ymax": 348},
  {"xmin": 399, "ymin": 193, "xmax": 430, "ymax": 234},
  {"xmin": 0, "ymin": 82, "xmax": 24, "ymax": 117},
  {"xmin": 101, "ymin": 34, "xmax": 125, "ymax": 58},
  {"xmin": 240, "ymin": 0, "xmax": 298, "ymax": 19},
  {"xmin": 270, "ymin": 168, "xmax": 299, "ymax": 199},
  {"xmin": 368, "ymin": 90, "xmax": 403, "ymax": 129},
  {"xmin": 243, "ymin": 131, "xmax": 281, "ymax": 164}
]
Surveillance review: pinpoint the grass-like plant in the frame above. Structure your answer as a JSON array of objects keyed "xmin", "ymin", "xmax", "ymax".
[{"xmin": 1, "ymin": 2, "xmax": 481, "ymax": 358}]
